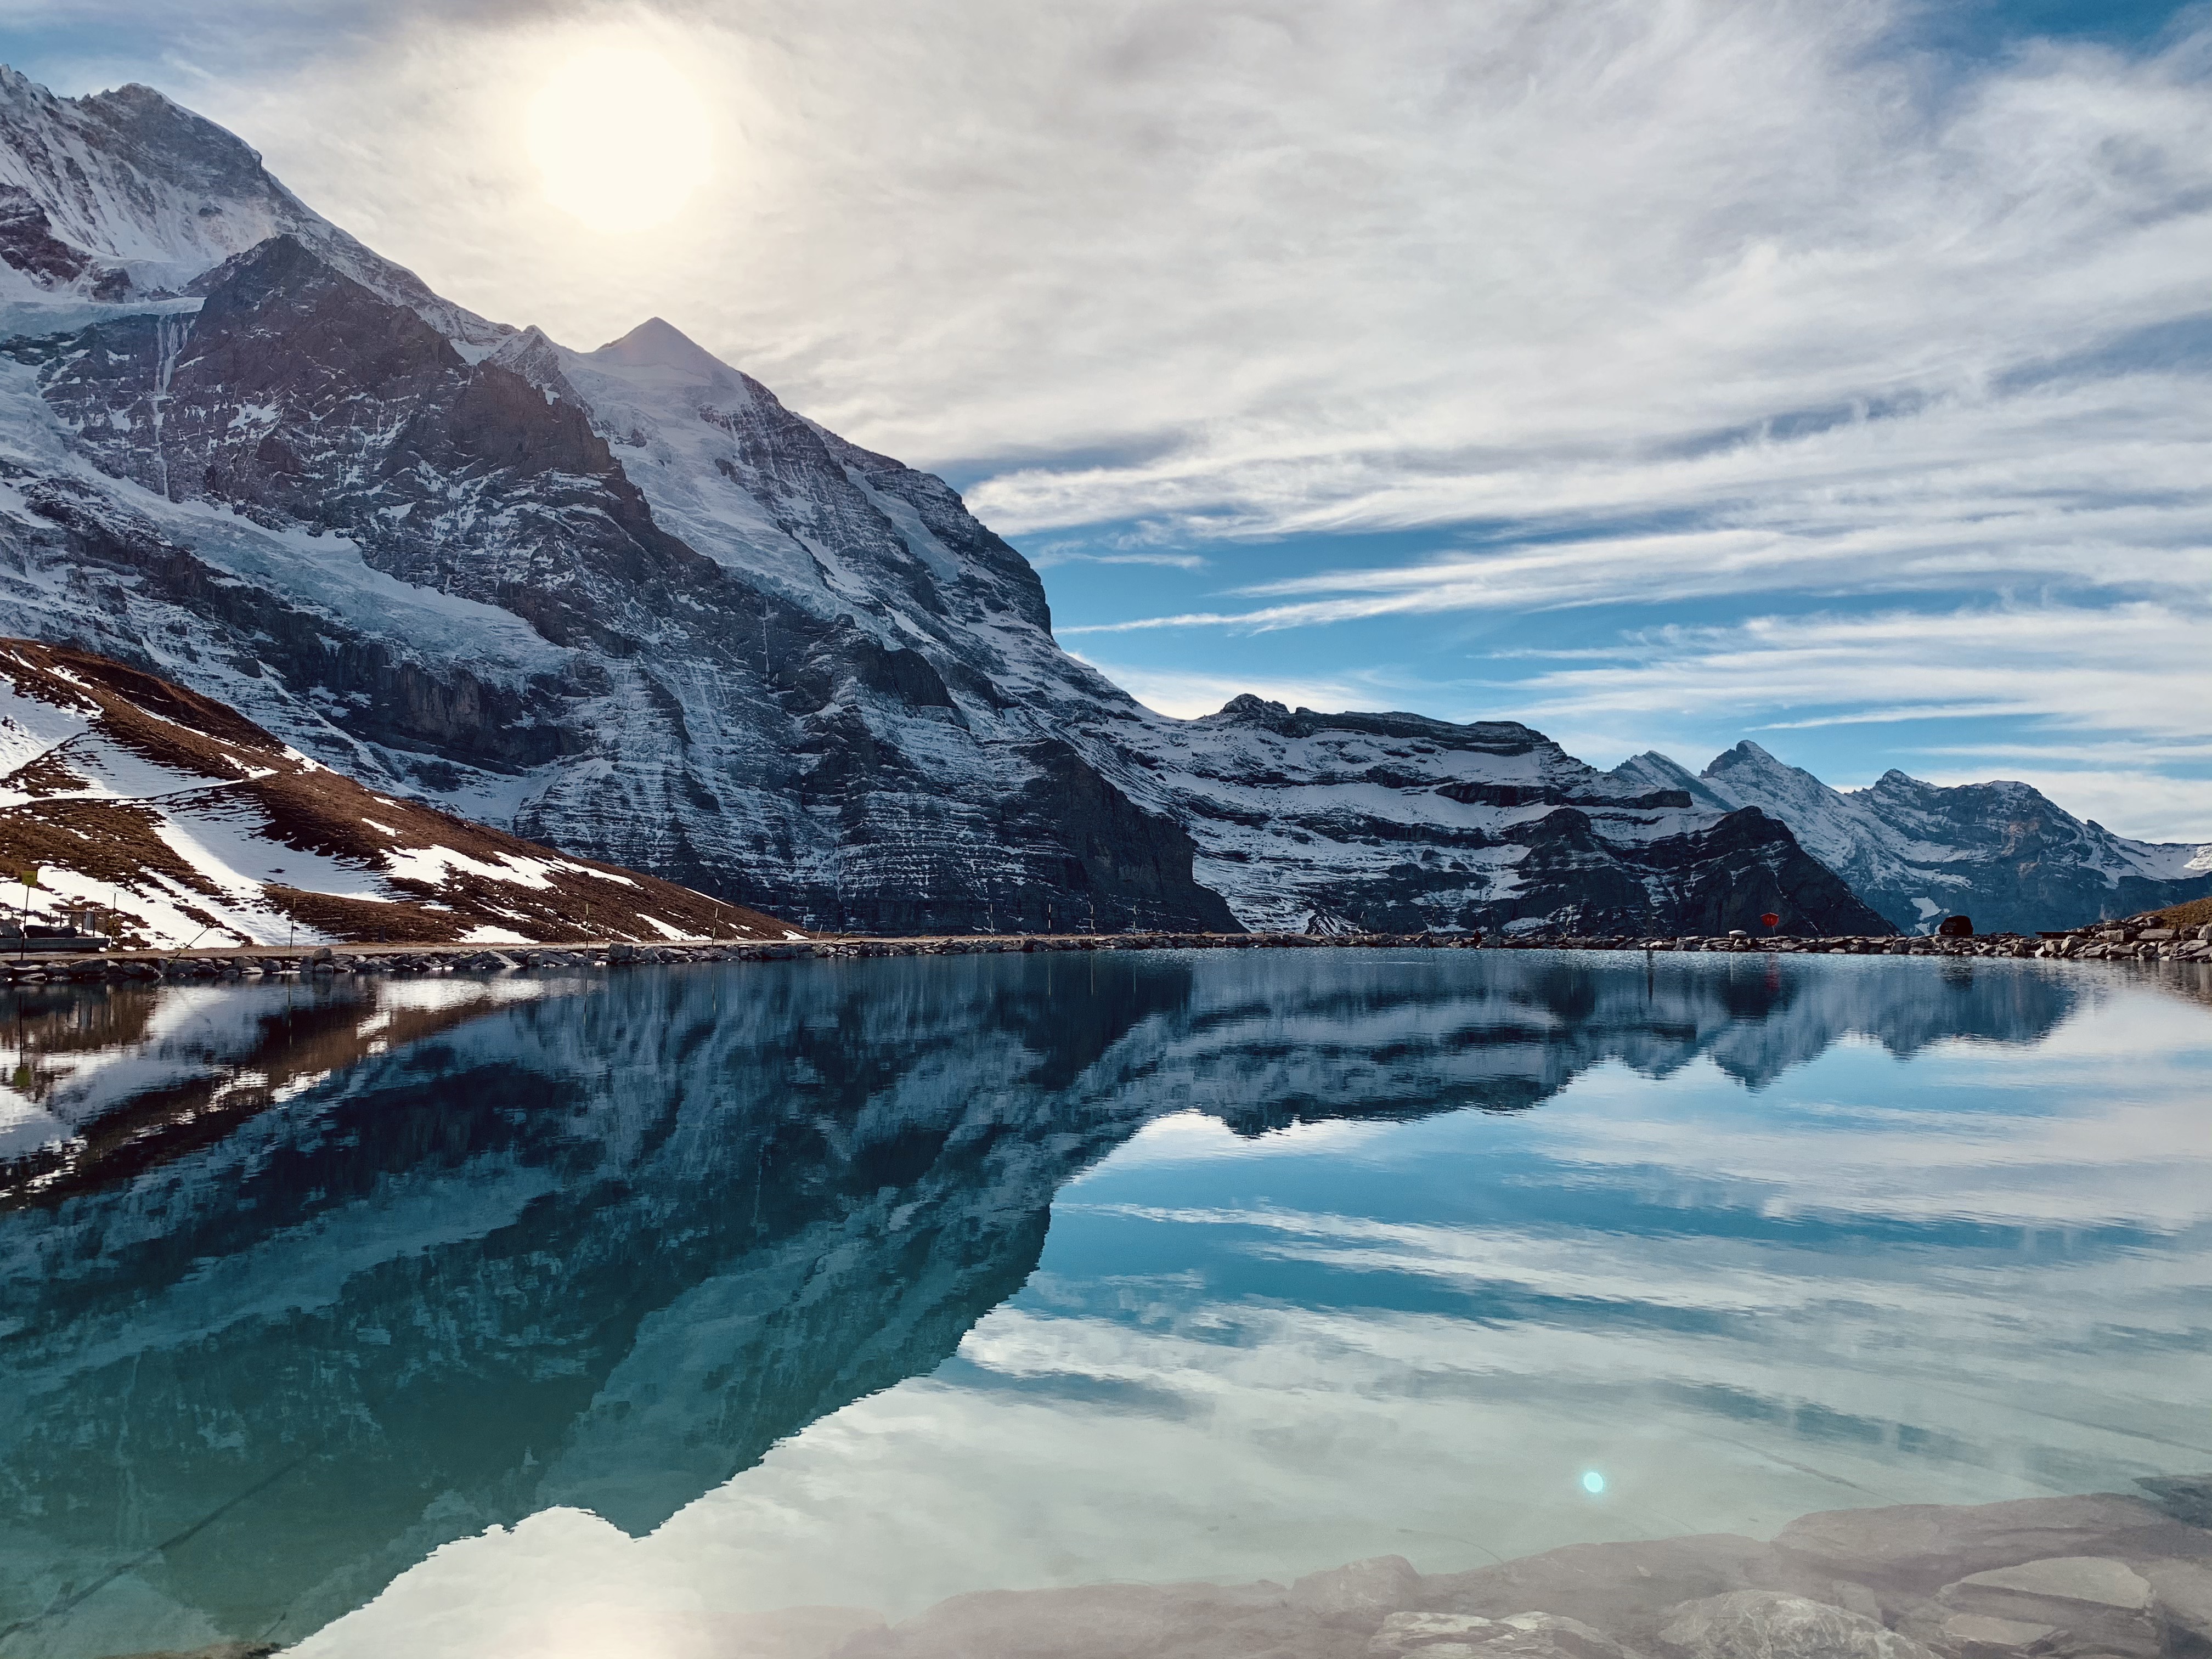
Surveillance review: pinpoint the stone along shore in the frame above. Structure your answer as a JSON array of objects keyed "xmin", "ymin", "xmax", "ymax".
[{"xmin": 5, "ymin": 919, "xmax": 2211, "ymax": 984}]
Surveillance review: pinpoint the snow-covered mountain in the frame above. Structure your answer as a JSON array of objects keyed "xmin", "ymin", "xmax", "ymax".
[
  {"xmin": 1073, "ymin": 696, "xmax": 1889, "ymax": 935},
  {"xmin": 1611, "ymin": 741, "xmax": 2212, "ymax": 934},
  {"xmin": 0, "ymin": 64, "xmax": 504, "ymax": 347},
  {"xmin": 0, "ymin": 69, "xmax": 1887, "ymax": 938},
  {"xmin": 0, "ymin": 636, "xmax": 788, "ymax": 947}
]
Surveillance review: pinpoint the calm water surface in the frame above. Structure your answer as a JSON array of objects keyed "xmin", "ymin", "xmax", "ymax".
[{"xmin": 0, "ymin": 951, "xmax": 2207, "ymax": 1658}]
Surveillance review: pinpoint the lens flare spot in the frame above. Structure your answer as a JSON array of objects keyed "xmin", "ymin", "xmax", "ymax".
[{"xmin": 1582, "ymin": 1470, "xmax": 1606, "ymax": 1494}]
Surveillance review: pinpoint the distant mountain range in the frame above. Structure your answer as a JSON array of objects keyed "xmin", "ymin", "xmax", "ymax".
[
  {"xmin": 0, "ymin": 65, "xmax": 2202, "ymax": 938},
  {"xmin": 1611, "ymin": 742, "xmax": 2212, "ymax": 935}
]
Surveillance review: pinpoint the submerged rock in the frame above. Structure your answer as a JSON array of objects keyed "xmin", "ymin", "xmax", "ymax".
[
  {"xmin": 1657, "ymin": 1592, "xmax": 1938, "ymax": 1659},
  {"xmin": 1936, "ymin": 1557, "xmax": 2160, "ymax": 1659},
  {"xmin": 832, "ymin": 1488, "xmax": 2212, "ymax": 1659},
  {"xmin": 2139, "ymin": 1475, "xmax": 2212, "ymax": 1529},
  {"xmin": 1294, "ymin": 1557, "xmax": 1425, "ymax": 1626},
  {"xmin": 1372, "ymin": 1612, "xmax": 1508, "ymax": 1656},
  {"xmin": 1944, "ymin": 1556, "xmax": 2152, "ymax": 1611}
]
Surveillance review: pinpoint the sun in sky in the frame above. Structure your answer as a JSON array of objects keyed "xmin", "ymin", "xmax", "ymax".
[{"xmin": 526, "ymin": 47, "xmax": 712, "ymax": 232}]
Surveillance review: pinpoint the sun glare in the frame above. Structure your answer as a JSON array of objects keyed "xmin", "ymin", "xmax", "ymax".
[{"xmin": 526, "ymin": 47, "xmax": 712, "ymax": 233}]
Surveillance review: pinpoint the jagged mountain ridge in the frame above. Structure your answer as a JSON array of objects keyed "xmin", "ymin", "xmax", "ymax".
[
  {"xmin": 1611, "ymin": 742, "xmax": 2212, "ymax": 935},
  {"xmin": 1081, "ymin": 695, "xmax": 1891, "ymax": 935},
  {"xmin": 0, "ymin": 68, "xmax": 1887, "ymax": 937},
  {"xmin": 0, "ymin": 63, "xmax": 505, "ymax": 347}
]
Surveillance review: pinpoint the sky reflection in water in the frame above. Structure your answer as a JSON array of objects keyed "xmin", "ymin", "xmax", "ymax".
[{"xmin": 0, "ymin": 952, "xmax": 2205, "ymax": 1659}]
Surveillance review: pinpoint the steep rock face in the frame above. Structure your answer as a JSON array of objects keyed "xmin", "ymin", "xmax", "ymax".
[
  {"xmin": 1076, "ymin": 698, "xmax": 1891, "ymax": 935},
  {"xmin": 1613, "ymin": 743, "xmax": 2212, "ymax": 934},
  {"xmin": 2, "ymin": 232, "xmax": 1232, "ymax": 934},
  {"xmin": 0, "ymin": 66, "xmax": 1882, "ymax": 938},
  {"xmin": 42, "ymin": 237, "xmax": 709, "ymax": 647}
]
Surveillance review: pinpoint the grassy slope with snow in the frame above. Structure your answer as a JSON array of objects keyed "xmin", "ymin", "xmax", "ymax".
[{"xmin": 0, "ymin": 638, "xmax": 798, "ymax": 948}]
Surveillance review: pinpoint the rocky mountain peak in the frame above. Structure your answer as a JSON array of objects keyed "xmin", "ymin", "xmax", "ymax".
[
  {"xmin": 0, "ymin": 60, "xmax": 509, "ymax": 347},
  {"xmin": 0, "ymin": 66, "xmax": 301, "ymax": 287},
  {"xmin": 71, "ymin": 79, "xmax": 271, "ymax": 188},
  {"xmin": 1212, "ymin": 692, "xmax": 1296, "ymax": 726},
  {"xmin": 1200, "ymin": 695, "xmax": 1549, "ymax": 755},
  {"xmin": 1702, "ymin": 740, "xmax": 1848, "ymax": 821},
  {"xmin": 591, "ymin": 314, "xmax": 743, "ymax": 380},
  {"xmin": 1707, "ymin": 739, "xmax": 1788, "ymax": 776},
  {"xmin": 1618, "ymin": 741, "xmax": 2212, "ymax": 932},
  {"xmin": 1610, "ymin": 748, "xmax": 1706, "ymax": 787}
]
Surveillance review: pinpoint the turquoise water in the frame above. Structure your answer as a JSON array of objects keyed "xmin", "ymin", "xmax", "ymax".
[{"xmin": 0, "ymin": 952, "xmax": 2206, "ymax": 1658}]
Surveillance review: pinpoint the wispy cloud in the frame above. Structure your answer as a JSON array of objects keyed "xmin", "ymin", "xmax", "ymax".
[
  {"xmin": 1054, "ymin": 378, "xmax": 2212, "ymax": 631},
  {"xmin": 1482, "ymin": 602, "xmax": 2212, "ymax": 838},
  {"xmin": 41, "ymin": 0, "xmax": 2205, "ymax": 499},
  {"xmin": 1066, "ymin": 654, "xmax": 1376, "ymax": 720},
  {"xmin": 1026, "ymin": 548, "xmax": 1206, "ymax": 571},
  {"xmin": 1499, "ymin": 603, "xmax": 2210, "ymax": 739}
]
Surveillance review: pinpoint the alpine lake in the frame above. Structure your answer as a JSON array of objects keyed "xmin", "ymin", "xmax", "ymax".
[{"xmin": 0, "ymin": 948, "xmax": 2207, "ymax": 1659}]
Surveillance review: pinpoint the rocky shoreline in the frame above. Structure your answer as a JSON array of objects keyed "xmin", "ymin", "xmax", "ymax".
[
  {"xmin": 4, "ymin": 920, "xmax": 2210, "ymax": 984},
  {"xmin": 814, "ymin": 1482, "xmax": 2212, "ymax": 1659},
  {"xmin": 131, "ymin": 1481, "xmax": 2212, "ymax": 1659}
]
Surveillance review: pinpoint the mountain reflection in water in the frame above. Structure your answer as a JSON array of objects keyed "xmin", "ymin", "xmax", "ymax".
[{"xmin": 0, "ymin": 952, "xmax": 2203, "ymax": 1659}]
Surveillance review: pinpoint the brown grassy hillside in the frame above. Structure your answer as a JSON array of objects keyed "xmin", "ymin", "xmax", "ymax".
[{"xmin": 0, "ymin": 639, "xmax": 799, "ymax": 948}]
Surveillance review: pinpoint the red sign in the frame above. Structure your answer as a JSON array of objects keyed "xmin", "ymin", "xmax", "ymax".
[{"xmin": 1759, "ymin": 912, "xmax": 1781, "ymax": 929}]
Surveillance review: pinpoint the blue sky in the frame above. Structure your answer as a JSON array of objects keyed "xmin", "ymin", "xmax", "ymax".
[{"xmin": 4, "ymin": 0, "xmax": 2210, "ymax": 838}]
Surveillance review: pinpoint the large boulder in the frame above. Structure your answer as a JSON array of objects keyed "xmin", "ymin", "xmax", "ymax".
[
  {"xmin": 1293, "ymin": 1557, "xmax": 1424, "ymax": 1628},
  {"xmin": 1935, "ymin": 1558, "xmax": 2159, "ymax": 1659},
  {"xmin": 1656, "ymin": 1592, "xmax": 1938, "ymax": 1659},
  {"xmin": 1374, "ymin": 1612, "xmax": 1649, "ymax": 1659}
]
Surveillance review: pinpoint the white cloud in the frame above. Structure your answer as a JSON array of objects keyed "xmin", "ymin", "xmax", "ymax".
[
  {"xmin": 1469, "ymin": 602, "xmax": 2212, "ymax": 838},
  {"xmin": 1026, "ymin": 548, "xmax": 1206, "ymax": 571},
  {"xmin": 1053, "ymin": 377, "xmax": 2212, "ymax": 632},
  {"xmin": 44, "ymin": 0, "xmax": 2205, "ymax": 501},
  {"xmin": 1066, "ymin": 653, "xmax": 1378, "ymax": 720},
  {"xmin": 1498, "ymin": 602, "xmax": 2207, "ymax": 734}
]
